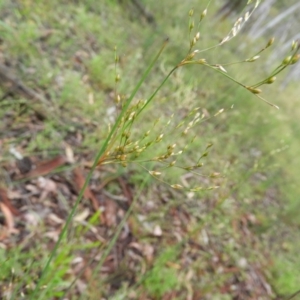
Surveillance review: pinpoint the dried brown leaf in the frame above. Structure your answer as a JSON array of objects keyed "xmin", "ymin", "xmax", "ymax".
[
  {"xmin": 0, "ymin": 187, "xmax": 20, "ymax": 216},
  {"xmin": 24, "ymin": 155, "xmax": 66, "ymax": 178},
  {"xmin": 38, "ymin": 177, "xmax": 57, "ymax": 200},
  {"xmin": 103, "ymin": 200, "xmax": 117, "ymax": 227},
  {"xmin": 0, "ymin": 202, "xmax": 19, "ymax": 239},
  {"xmin": 65, "ymin": 144, "xmax": 75, "ymax": 163},
  {"xmin": 73, "ymin": 168, "xmax": 103, "ymax": 223}
]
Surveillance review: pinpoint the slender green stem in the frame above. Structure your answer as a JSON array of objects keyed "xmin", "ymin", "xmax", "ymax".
[
  {"xmin": 31, "ymin": 39, "xmax": 168, "ymax": 300},
  {"xmin": 194, "ymin": 62, "xmax": 279, "ymax": 108}
]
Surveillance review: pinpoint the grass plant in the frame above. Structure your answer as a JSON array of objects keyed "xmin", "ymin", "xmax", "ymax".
[{"xmin": 1, "ymin": 0, "xmax": 300, "ymax": 299}]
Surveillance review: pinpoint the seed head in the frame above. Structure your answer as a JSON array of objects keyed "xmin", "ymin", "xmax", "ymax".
[
  {"xmin": 189, "ymin": 20, "xmax": 194, "ymax": 31},
  {"xmin": 167, "ymin": 144, "xmax": 177, "ymax": 150},
  {"xmin": 169, "ymin": 160, "xmax": 176, "ymax": 167},
  {"xmin": 246, "ymin": 55, "xmax": 260, "ymax": 62},
  {"xmin": 171, "ymin": 184, "xmax": 184, "ymax": 190},
  {"xmin": 291, "ymin": 40, "xmax": 299, "ymax": 51},
  {"xmin": 244, "ymin": 11, "xmax": 250, "ymax": 21},
  {"xmin": 136, "ymin": 147, "xmax": 146, "ymax": 153},
  {"xmin": 128, "ymin": 111, "xmax": 136, "ymax": 121},
  {"xmin": 149, "ymin": 171, "xmax": 162, "ymax": 176},
  {"xmin": 155, "ymin": 134, "xmax": 164, "ymax": 142},
  {"xmin": 184, "ymin": 166, "xmax": 194, "ymax": 171},
  {"xmin": 116, "ymin": 94, "xmax": 121, "ymax": 104},
  {"xmin": 246, "ymin": 86, "xmax": 262, "ymax": 94},
  {"xmin": 266, "ymin": 37, "xmax": 275, "ymax": 48},
  {"xmin": 190, "ymin": 38, "xmax": 196, "ymax": 48},
  {"xmin": 266, "ymin": 76, "xmax": 276, "ymax": 84},
  {"xmin": 291, "ymin": 54, "xmax": 300, "ymax": 65},
  {"xmin": 200, "ymin": 9, "xmax": 207, "ymax": 21},
  {"xmin": 220, "ymin": 36, "xmax": 230, "ymax": 45},
  {"xmin": 115, "ymin": 74, "xmax": 120, "ymax": 82},
  {"xmin": 182, "ymin": 127, "xmax": 190, "ymax": 135},
  {"xmin": 198, "ymin": 58, "xmax": 206, "ymax": 64},
  {"xmin": 282, "ymin": 56, "xmax": 292, "ymax": 65}
]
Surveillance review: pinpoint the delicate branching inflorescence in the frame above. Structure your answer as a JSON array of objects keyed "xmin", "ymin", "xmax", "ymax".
[
  {"xmin": 180, "ymin": 1, "xmax": 299, "ymax": 108},
  {"xmin": 97, "ymin": 0, "xmax": 299, "ymax": 192}
]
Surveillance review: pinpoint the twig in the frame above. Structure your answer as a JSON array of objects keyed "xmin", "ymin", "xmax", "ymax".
[
  {"xmin": 130, "ymin": 0, "xmax": 156, "ymax": 24},
  {"xmin": 285, "ymin": 289, "xmax": 300, "ymax": 300},
  {"xmin": 0, "ymin": 63, "xmax": 52, "ymax": 120}
]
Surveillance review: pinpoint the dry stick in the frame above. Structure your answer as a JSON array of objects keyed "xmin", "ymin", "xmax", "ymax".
[
  {"xmin": 0, "ymin": 63, "xmax": 59, "ymax": 122},
  {"xmin": 130, "ymin": 0, "xmax": 156, "ymax": 24},
  {"xmin": 0, "ymin": 64, "xmax": 45, "ymax": 102},
  {"xmin": 286, "ymin": 289, "xmax": 300, "ymax": 300}
]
